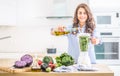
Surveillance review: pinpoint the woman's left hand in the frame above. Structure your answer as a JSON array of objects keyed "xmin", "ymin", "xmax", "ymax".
[{"xmin": 91, "ymin": 37, "xmax": 100, "ymax": 45}]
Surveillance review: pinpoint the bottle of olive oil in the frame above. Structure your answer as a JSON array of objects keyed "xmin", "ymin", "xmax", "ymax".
[{"xmin": 54, "ymin": 27, "xmax": 78, "ymax": 36}]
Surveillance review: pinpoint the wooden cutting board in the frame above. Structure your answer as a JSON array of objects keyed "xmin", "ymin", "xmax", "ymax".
[
  {"xmin": 0, "ymin": 59, "xmax": 31, "ymax": 73},
  {"xmin": 0, "ymin": 66, "xmax": 31, "ymax": 73}
]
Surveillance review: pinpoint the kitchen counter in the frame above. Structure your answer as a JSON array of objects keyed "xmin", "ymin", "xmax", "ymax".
[{"xmin": 0, "ymin": 59, "xmax": 114, "ymax": 76}]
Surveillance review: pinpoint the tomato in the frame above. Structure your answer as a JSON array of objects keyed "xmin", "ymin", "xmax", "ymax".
[
  {"xmin": 48, "ymin": 63, "xmax": 55, "ymax": 70},
  {"xmin": 38, "ymin": 60, "xmax": 42, "ymax": 65}
]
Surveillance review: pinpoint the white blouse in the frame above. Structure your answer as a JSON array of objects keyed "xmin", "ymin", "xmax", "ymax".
[{"xmin": 66, "ymin": 24, "xmax": 101, "ymax": 64}]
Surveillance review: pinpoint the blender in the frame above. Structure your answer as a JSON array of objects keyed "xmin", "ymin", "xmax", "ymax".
[{"xmin": 77, "ymin": 33, "xmax": 91, "ymax": 67}]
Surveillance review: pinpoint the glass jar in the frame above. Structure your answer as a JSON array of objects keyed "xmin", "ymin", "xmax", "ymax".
[{"xmin": 31, "ymin": 54, "xmax": 41, "ymax": 72}]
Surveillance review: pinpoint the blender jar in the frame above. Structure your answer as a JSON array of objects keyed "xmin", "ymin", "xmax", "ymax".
[{"xmin": 77, "ymin": 33, "xmax": 91, "ymax": 67}]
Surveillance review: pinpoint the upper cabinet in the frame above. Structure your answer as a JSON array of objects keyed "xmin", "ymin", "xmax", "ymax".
[
  {"xmin": 0, "ymin": 0, "xmax": 17, "ymax": 26},
  {"xmin": 16, "ymin": 0, "xmax": 54, "ymax": 26},
  {"xmin": 45, "ymin": 0, "xmax": 88, "ymax": 17},
  {"xmin": 17, "ymin": 0, "xmax": 53, "ymax": 17},
  {"xmin": 48, "ymin": 0, "xmax": 88, "ymax": 17},
  {"xmin": 16, "ymin": 0, "xmax": 88, "ymax": 26},
  {"xmin": 0, "ymin": 0, "xmax": 88, "ymax": 26},
  {"xmin": 89, "ymin": 0, "xmax": 120, "ymax": 12},
  {"xmin": 17, "ymin": 0, "xmax": 88, "ymax": 17}
]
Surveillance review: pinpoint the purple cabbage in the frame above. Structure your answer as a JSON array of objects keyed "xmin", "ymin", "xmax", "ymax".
[
  {"xmin": 21, "ymin": 54, "xmax": 33, "ymax": 67},
  {"xmin": 14, "ymin": 61, "xmax": 27, "ymax": 68}
]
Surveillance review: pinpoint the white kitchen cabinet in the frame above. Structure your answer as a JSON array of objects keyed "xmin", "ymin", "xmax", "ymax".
[
  {"xmin": 0, "ymin": 0, "xmax": 89, "ymax": 26},
  {"xmin": 16, "ymin": 0, "xmax": 53, "ymax": 26},
  {"xmin": 16, "ymin": 0, "xmax": 89, "ymax": 26},
  {"xmin": 89, "ymin": 0, "xmax": 120, "ymax": 11},
  {"xmin": 46, "ymin": 0, "xmax": 88, "ymax": 17},
  {"xmin": 17, "ymin": 0, "xmax": 88, "ymax": 26},
  {"xmin": 17, "ymin": 0, "xmax": 89, "ymax": 18},
  {"xmin": 0, "ymin": 0, "xmax": 17, "ymax": 26},
  {"xmin": 17, "ymin": 0, "xmax": 53, "ymax": 17}
]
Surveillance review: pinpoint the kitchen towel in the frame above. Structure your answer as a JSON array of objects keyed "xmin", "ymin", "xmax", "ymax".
[{"xmin": 53, "ymin": 64, "xmax": 99, "ymax": 72}]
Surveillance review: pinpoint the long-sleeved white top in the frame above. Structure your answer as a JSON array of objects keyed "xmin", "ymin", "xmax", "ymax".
[{"xmin": 66, "ymin": 24, "xmax": 101, "ymax": 64}]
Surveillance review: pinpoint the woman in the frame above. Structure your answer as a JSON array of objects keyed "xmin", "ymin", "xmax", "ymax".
[{"xmin": 51, "ymin": 3, "xmax": 101, "ymax": 64}]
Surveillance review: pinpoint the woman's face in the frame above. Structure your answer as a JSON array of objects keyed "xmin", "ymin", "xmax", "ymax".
[{"xmin": 77, "ymin": 7, "xmax": 88, "ymax": 24}]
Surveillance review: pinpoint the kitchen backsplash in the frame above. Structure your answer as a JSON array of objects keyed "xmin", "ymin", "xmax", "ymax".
[{"xmin": 0, "ymin": 26, "xmax": 68, "ymax": 55}]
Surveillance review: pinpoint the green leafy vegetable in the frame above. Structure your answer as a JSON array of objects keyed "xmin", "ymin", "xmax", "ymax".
[
  {"xmin": 55, "ymin": 53, "xmax": 74, "ymax": 66},
  {"xmin": 79, "ymin": 36, "xmax": 89, "ymax": 52}
]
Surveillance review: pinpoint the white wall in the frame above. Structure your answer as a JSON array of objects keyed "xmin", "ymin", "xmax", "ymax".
[{"xmin": 0, "ymin": 26, "xmax": 68, "ymax": 54}]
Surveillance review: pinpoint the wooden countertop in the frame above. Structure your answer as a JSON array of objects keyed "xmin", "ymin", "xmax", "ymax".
[{"xmin": 0, "ymin": 59, "xmax": 114, "ymax": 76}]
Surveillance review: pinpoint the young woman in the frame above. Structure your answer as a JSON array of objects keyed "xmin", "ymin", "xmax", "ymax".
[{"xmin": 51, "ymin": 3, "xmax": 101, "ymax": 64}]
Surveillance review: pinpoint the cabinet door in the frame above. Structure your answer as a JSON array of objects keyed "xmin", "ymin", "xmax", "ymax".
[
  {"xmin": 0, "ymin": 0, "xmax": 17, "ymax": 26},
  {"xmin": 51, "ymin": 0, "xmax": 88, "ymax": 16},
  {"xmin": 17, "ymin": 0, "xmax": 53, "ymax": 26},
  {"xmin": 90, "ymin": 0, "xmax": 120, "ymax": 11}
]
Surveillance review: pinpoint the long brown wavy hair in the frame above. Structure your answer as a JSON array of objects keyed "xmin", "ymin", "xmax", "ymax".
[{"xmin": 73, "ymin": 3, "xmax": 95, "ymax": 35}]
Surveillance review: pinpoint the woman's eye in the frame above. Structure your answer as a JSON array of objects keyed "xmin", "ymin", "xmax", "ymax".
[{"xmin": 78, "ymin": 12, "xmax": 86, "ymax": 15}]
